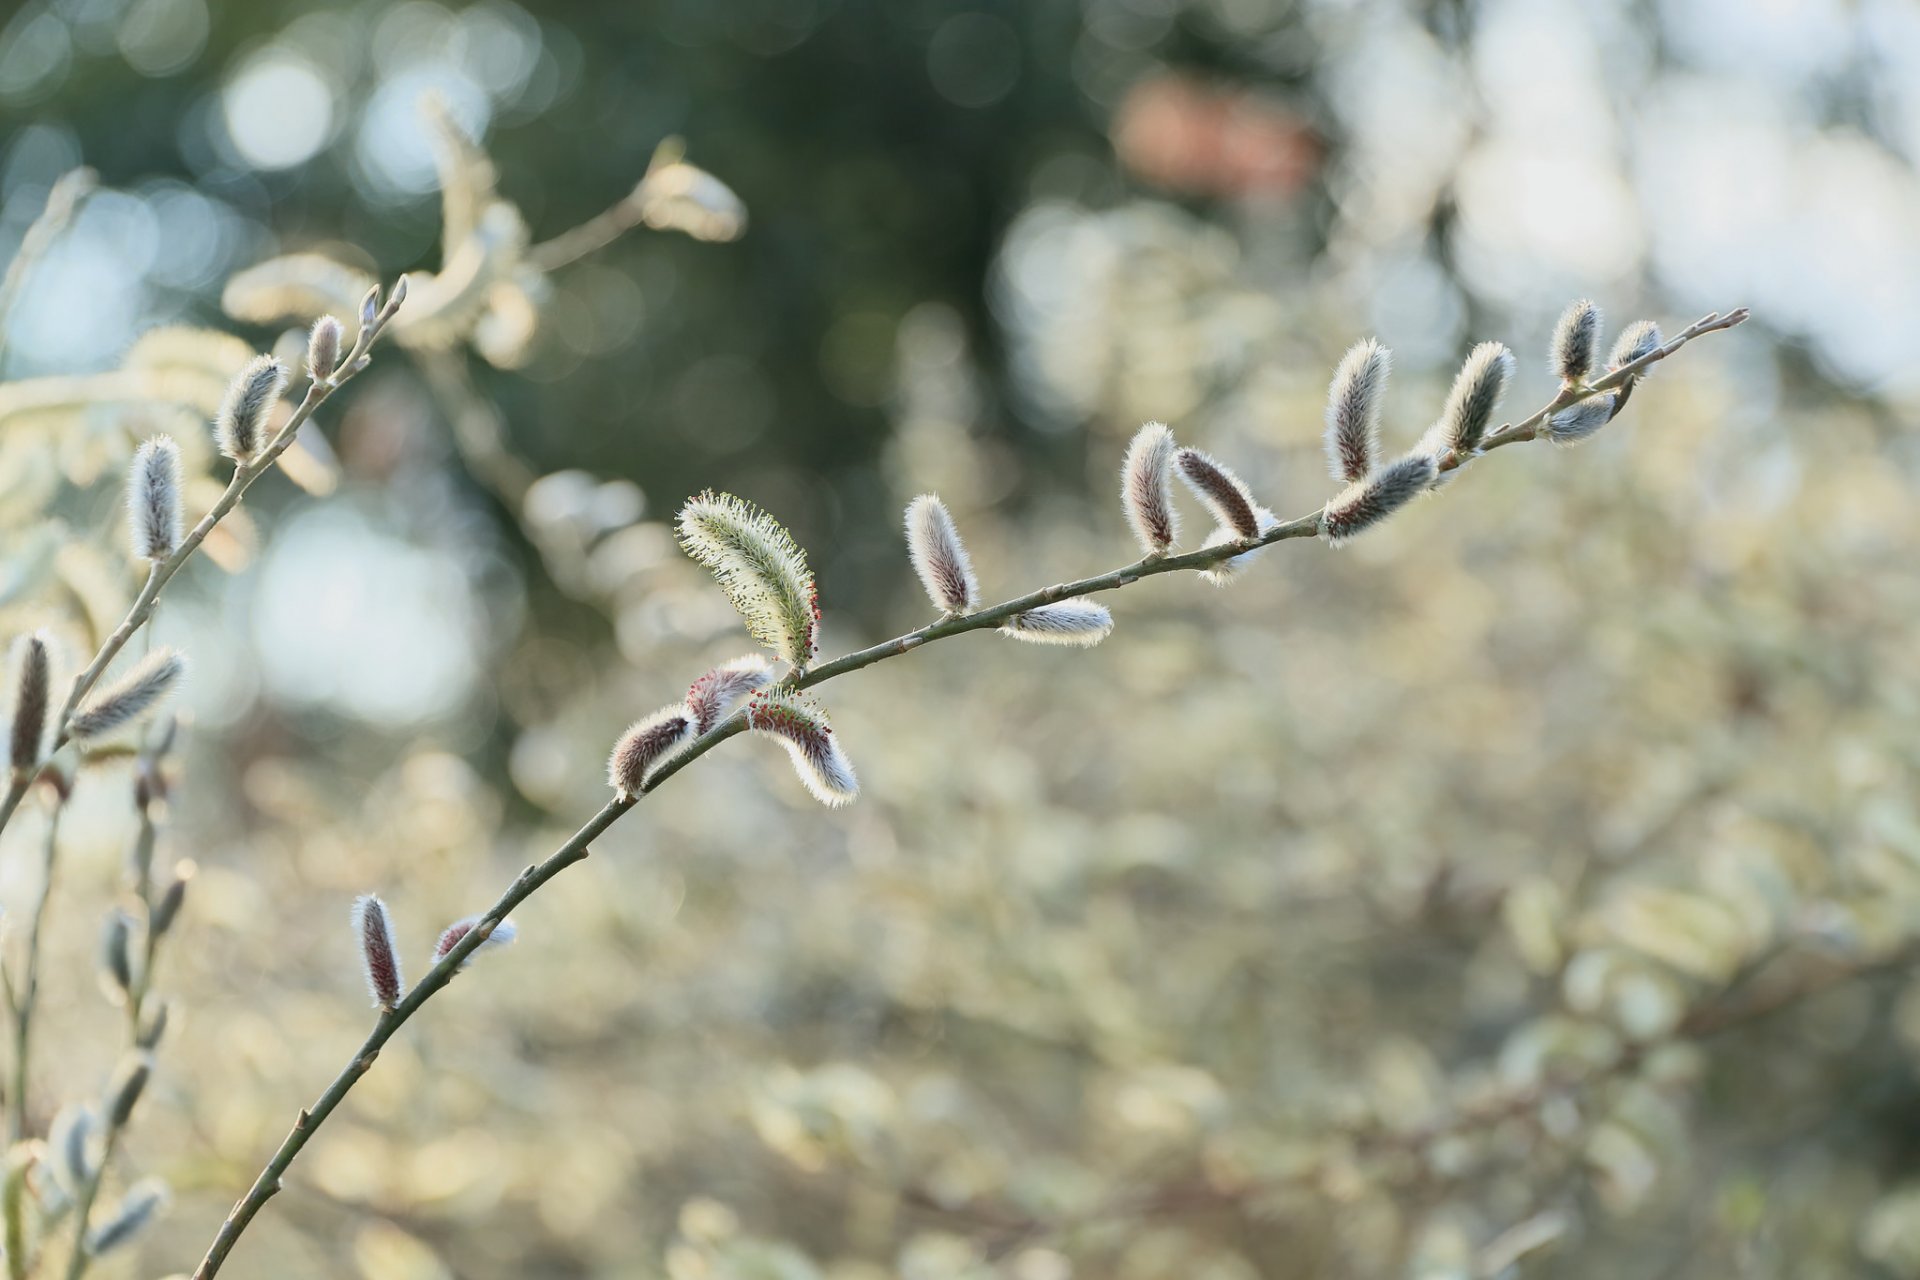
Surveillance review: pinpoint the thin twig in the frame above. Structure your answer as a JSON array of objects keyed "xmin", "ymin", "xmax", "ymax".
[
  {"xmin": 0, "ymin": 168, "xmax": 96, "ymax": 370},
  {"xmin": 190, "ymin": 307, "xmax": 1748, "ymax": 1276},
  {"xmin": 5, "ymin": 798, "xmax": 64, "ymax": 1144}
]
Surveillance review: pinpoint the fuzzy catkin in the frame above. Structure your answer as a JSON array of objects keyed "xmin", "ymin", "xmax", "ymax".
[
  {"xmin": 1322, "ymin": 454, "xmax": 1438, "ymax": 546},
  {"xmin": 1324, "ymin": 338, "xmax": 1390, "ymax": 483},
  {"xmin": 67, "ymin": 649, "xmax": 184, "ymax": 742},
  {"xmin": 1609, "ymin": 320, "xmax": 1663, "ymax": 371},
  {"xmin": 746, "ymin": 689, "xmax": 858, "ymax": 807},
  {"xmin": 8, "ymin": 631, "xmax": 51, "ymax": 773},
  {"xmin": 1543, "ymin": 395, "xmax": 1617, "ymax": 444},
  {"xmin": 1551, "ymin": 299, "xmax": 1601, "ymax": 383},
  {"xmin": 1175, "ymin": 448, "xmax": 1261, "ymax": 540},
  {"xmin": 608, "ymin": 705, "xmax": 696, "ymax": 796},
  {"xmin": 1120, "ymin": 422, "xmax": 1180, "ymax": 554},
  {"xmin": 127, "ymin": 435, "xmax": 183, "ymax": 561},
  {"xmin": 999, "ymin": 600, "xmax": 1115, "ymax": 647},
  {"xmin": 434, "ymin": 915, "xmax": 518, "ymax": 967},
  {"xmin": 105, "ymin": 1053, "xmax": 152, "ymax": 1127},
  {"xmin": 686, "ymin": 655, "xmax": 775, "ymax": 736},
  {"xmin": 86, "ymin": 1177, "xmax": 170, "ymax": 1256},
  {"xmin": 1431, "ymin": 342, "xmax": 1514, "ymax": 458},
  {"xmin": 352, "ymin": 894, "xmax": 404, "ymax": 1010},
  {"xmin": 307, "ymin": 315, "xmax": 344, "ymax": 382},
  {"xmin": 904, "ymin": 494, "xmax": 979, "ymax": 614},
  {"xmin": 216, "ymin": 355, "xmax": 288, "ymax": 464},
  {"xmin": 677, "ymin": 491, "xmax": 821, "ymax": 668}
]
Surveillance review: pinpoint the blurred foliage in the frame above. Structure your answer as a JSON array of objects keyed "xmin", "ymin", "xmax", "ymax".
[{"xmin": 2, "ymin": 0, "xmax": 1919, "ymax": 1278}]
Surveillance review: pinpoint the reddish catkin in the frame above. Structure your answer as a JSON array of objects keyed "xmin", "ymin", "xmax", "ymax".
[
  {"xmin": 686, "ymin": 654, "xmax": 775, "ymax": 736},
  {"xmin": 904, "ymin": 494, "xmax": 979, "ymax": 614},
  {"xmin": 1321, "ymin": 454, "xmax": 1438, "ymax": 546},
  {"xmin": 434, "ymin": 915, "xmax": 518, "ymax": 967},
  {"xmin": 608, "ymin": 705, "xmax": 696, "ymax": 796},
  {"xmin": 352, "ymin": 894, "xmax": 404, "ymax": 1010},
  {"xmin": 746, "ymin": 689, "xmax": 858, "ymax": 806},
  {"xmin": 1324, "ymin": 338, "xmax": 1390, "ymax": 483},
  {"xmin": 1175, "ymin": 447, "xmax": 1261, "ymax": 540},
  {"xmin": 1120, "ymin": 422, "xmax": 1180, "ymax": 555}
]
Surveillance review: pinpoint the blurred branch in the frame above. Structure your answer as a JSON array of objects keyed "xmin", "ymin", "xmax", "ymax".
[
  {"xmin": 191, "ymin": 307, "xmax": 1749, "ymax": 1277},
  {"xmin": 2, "ymin": 796, "xmax": 66, "ymax": 1144},
  {"xmin": 0, "ymin": 287, "xmax": 407, "ymax": 843},
  {"xmin": 0, "ymin": 169, "xmax": 95, "ymax": 370}
]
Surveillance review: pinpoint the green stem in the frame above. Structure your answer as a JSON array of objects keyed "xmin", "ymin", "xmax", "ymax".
[
  {"xmin": 6, "ymin": 801, "xmax": 63, "ymax": 1146},
  {"xmin": 191, "ymin": 306, "xmax": 1750, "ymax": 1277}
]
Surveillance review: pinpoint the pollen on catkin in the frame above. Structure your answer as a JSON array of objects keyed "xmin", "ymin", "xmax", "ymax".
[
  {"xmin": 434, "ymin": 914, "xmax": 518, "ymax": 967},
  {"xmin": 1422, "ymin": 341, "xmax": 1514, "ymax": 460},
  {"xmin": 1175, "ymin": 447, "xmax": 1261, "ymax": 540},
  {"xmin": 608, "ymin": 705, "xmax": 696, "ymax": 796},
  {"xmin": 687, "ymin": 654, "xmax": 775, "ymax": 736},
  {"xmin": 215, "ymin": 354, "xmax": 288, "ymax": 464},
  {"xmin": 126, "ymin": 435, "xmax": 183, "ymax": 561},
  {"xmin": 904, "ymin": 494, "xmax": 979, "ymax": 614},
  {"xmin": 1543, "ymin": 395, "xmax": 1618, "ymax": 445},
  {"xmin": 352, "ymin": 893, "xmax": 404, "ymax": 1010},
  {"xmin": 307, "ymin": 314, "xmax": 344, "ymax": 382},
  {"xmin": 677, "ymin": 491, "xmax": 821, "ymax": 668},
  {"xmin": 8, "ymin": 630, "xmax": 51, "ymax": 774},
  {"xmin": 67, "ymin": 649, "xmax": 184, "ymax": 742},
  {"xmin": 1321, "ymin": 453, "xmax": 1438, "ymax": 547},
  {"xmin": 746, "ymin": 689, "xmax": 858, "ymax": 807},
  {"xmin": 998, "ymin": 600, "xmax": 1115, "ymax": 647},
  {"xmin": 1324, "ymin": 338, "xmax": 1390, "ymax": 483},
  {"xmin": 1120, "ymin": 422, "xmax": 1180, "ymax": 554},
  {"xmin": 1551, "ymin": 299, "xmax": 1602, "ymax": 383}
]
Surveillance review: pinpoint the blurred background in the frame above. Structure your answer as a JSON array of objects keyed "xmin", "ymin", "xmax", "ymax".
[{"xmin": 2, "ymin": 0, "xmax": 1918, "ymax": 1276}]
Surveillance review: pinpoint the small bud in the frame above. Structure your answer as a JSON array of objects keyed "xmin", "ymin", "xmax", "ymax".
[
  {"xmin": 904, "ymin": 494, "xmax": 979, "ymax": 615},
  {"xmin": 1421, "ymin": 341, "xmax": 1514, "ymax": 461},
  {"xmin": 215, "ymin": 355, "xmax": 288, "ymax": 464},
  {"xmin": 99, "ymin": 909, "xmax": 135, "ymax": 1002},
  {"xmin": 433, "ymin": 914, "xmax": 518, "ymax": 968},
  {"xmin": 378, "ymin": 274, "xmax": 409, "ymax": 324},
  {"xmin": 126, "ymin": 435, "xmax": 183, "ymax": 561},
  {"xmin": 608, "ymin": 705, "xmax": 696, "ymax": 797},
  {"xmin": 1543, "ymin": 395, "xmax": 1618, "ymax": 445},
  {"xmin": 1551, "ymin": 299, "xmax": 1601, "ymax": 383},
  {"xmin": 8, "ymin": 631, "xmax": 51, "ymax": 774},
  {"xmin": 1120, "ymin": 422, "xmax": 1181, "ymax": 555},
  {"xmin": 105, "ymin": 1053, "xmax": 152, "ymax": 1128},
  {"xmin": 1175, "ymin": 448, "xmax": 1262, "ymax": 540},
  {"xmin": 136, "ymin": 998, "xmax": 171, "ymax": 1050},
  {"xmin": 1198, "ymin": 508, "xmax": 1280, "ymax": 586},
  {"xmin": 151, "ymin": 864, "xmax": 192, "ymax": 938},
  {"xmin": 68, "ymin": 649, "xmax": 185, "ymax": 742},
  {"xmin": 358, "ymin": 285, "xmax": 381, "ymax": 338},
  {"xmin": 306, "ymin": 315, "xmax": 344, "ymax": 382},
  {"xmin": 746, "ymin": 689, "xmax": 858, "ymax": 807},
  {"xmin": 352, "ymin": 893, "xmax": 404, "ymax": 1011},
  {"xmin": 49, "ymin": 1104, "xmax": 96, "ymax": 1194},
  {"xmin": 686, "ymin": 654, "xmax": 775, "ymax": 736},
  {"xmin": 1321, "ymin": 453, "xmax": 1438, "ymax": 547},
  {"xmin": 1324, "ymin": 338, "xmax": 1390, "ymax": 483},
  {"xmin": 998, "ymin": 600, "xmax": 1115, "ymax": 647},
  {"xmin": 85, "ymin": 1176, "xmax": 169, "ymax": 1256},
  {"xmin": 677, "ymin": 491, "xmax": 821, "ymax": 668}
]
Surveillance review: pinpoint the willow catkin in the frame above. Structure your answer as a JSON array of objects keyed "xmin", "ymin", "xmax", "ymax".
[
  {"xmin": 677, "ymin": 491, "xmax": 821, "ymax": 668},
  {"xmin": 999, "ymin": 600, "xmax": 1115, "ymax": 647},
  {"xmin": 1426, "ymin": 341, "xmax": 1514, "ymax": 459},
  {"xmin": 608, "ymin": 705, "xmax": 696, "ymax": 796},
  {"xmin": 904, "ymin": 494, "xmax": 979, "ymax": 614},
  {"xmin": 306, "ymin": 315, "xmax": 344, "ymax": 382},
  {"xmin": 746, "ymin": 689, "xmax": 858, "ymax": 806},
  {"xmin": 686, "ymin": 654, "xmax": 775, "ymax": 736},
  {"xmin": 1175, "ymin": 447, "xmax": 1261, "ymax": 540},
  {"xmin": 1324, "ymin": 338, "xmax": 1390, "ymax": 483},
  {"xmin": 126, "ymin": 435, "xmax": 183, "ymax": 561},
  {"xmin": 67, "ymin": 649, "xmax": 185, "ymax": 742},
  {"xmin": 215, "ymin": 355, "xmax": 288, "ymax": 464},
  {"xmin": 8, "ymin": 631, "xmax": 51, "ymax": 773},
  {"xmin": 1551, "ymin": 299, "xmax": 1601, "ymax": 383},
  {"xmin": 1322, "ymin": 454, "xmax": 1438, "ymax": 546},
  {"xmin": 352, "ymin": 894, "xmax": 404, "ymax": 1010},
  {"xmin": 433, "ymin": 915, "xmax": 518, "ymax": 968},
  {"xmin": 1120, "ymin": 422, "xmax": 1180, "ymax": 555}
]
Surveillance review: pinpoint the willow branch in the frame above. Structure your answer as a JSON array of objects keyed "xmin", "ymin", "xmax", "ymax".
[
  {"xmin": 192, "ymin": 306, "xmax": 1749, "ymax": 1277},
  {"xmin": 4, "ymin": 800, "xmax": 64, "ymax": 1144},
  {"xmin": 0, "ymin": 168, "xmax": 95, "ymax": 369}
]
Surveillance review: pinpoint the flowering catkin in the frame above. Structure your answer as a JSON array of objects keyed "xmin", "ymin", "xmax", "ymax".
[
  {"xmin": 677, "ymin": 491, "xmax": 821, "ymax": 668},
  {"xmin": 434, "ymin": 915, "xmax": 518, "ymax": 967},
  {"xmin": 307, "ymin": 315, "xmax": 344, "ymax": 382},
  {"xmin": 746, "ymin": 689, "xmax": 858, "ymax": 806},
  {"xmin": 1542, "ymin": 395, "xmax": 1618, "ymax": 444},
  {"xmin": 8, "ymin": 631, "xmax": 50, "ymax": 773},
  {"xmin": 999, "ymin": 600, "xmax": 1114, "ymax": 647},
  {"xmin": 608, "ymin": 705, "xmax": 696, "ymax": 796},
  {"xmin": 1120, "ymin": 422, "xmax": 1180, "ymax": 554},
  {"xmin": 1324, "ymin": 338, "xmax": 1390, "ymax": 483},
  {"xmin": 126, "ymin": 435, "xmax": 183, "ymax": 561},
  {"xmin": 86, "ymin": 1177, "xmax": 170, "ymax": 1256},
  {"xmin": 1175, "ymin": 448, "xmax": 1261, "ymax": 540},
  {"xmin": 1322, "ymin": 454, "xmax": 1438, "ymax": 546},
  {"xmin": 904, "ymin": 494, "xmax": 978, "ymax": 614},
  {"xmin": 1423, "ymin": 341, "xmax": 1514, "ymax": 460},
  {"xmin": 67, "ymin": 649, "xmax": 184, "ymax": 742},
  {"xmin": 352, "ymin": 894, "xmax": 404, "ymax": 1010},
  {"xmin": 216, "ymin": 354, "xmax": 288, "ymax": 464},
  {"xmin": 687, "ymin": 654, "xmax": 776, "ymax": 735},
  {"xmin": 1551, "ymin": 299, "xmax": 1601, "ymax": 383}
]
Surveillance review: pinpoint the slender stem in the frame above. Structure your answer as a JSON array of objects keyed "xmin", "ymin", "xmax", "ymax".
[
  {"xmin": 525, "ymin": 195, "xmax": 649, "ymax": 274},
  {"xmin": 61, "ymin": 1121, "xmax": 123, "ymax": 1280},
  {"xmin": 191, "ymin": 306, "xmax": 1748, "ymax": 1277},
  {"xmin": 7, "ymin": 800, "xmax": 64, "ymax": 1145},
  {"xmin": 0, "ymin": 168, "xmax": 95, "ymax": 370}
]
